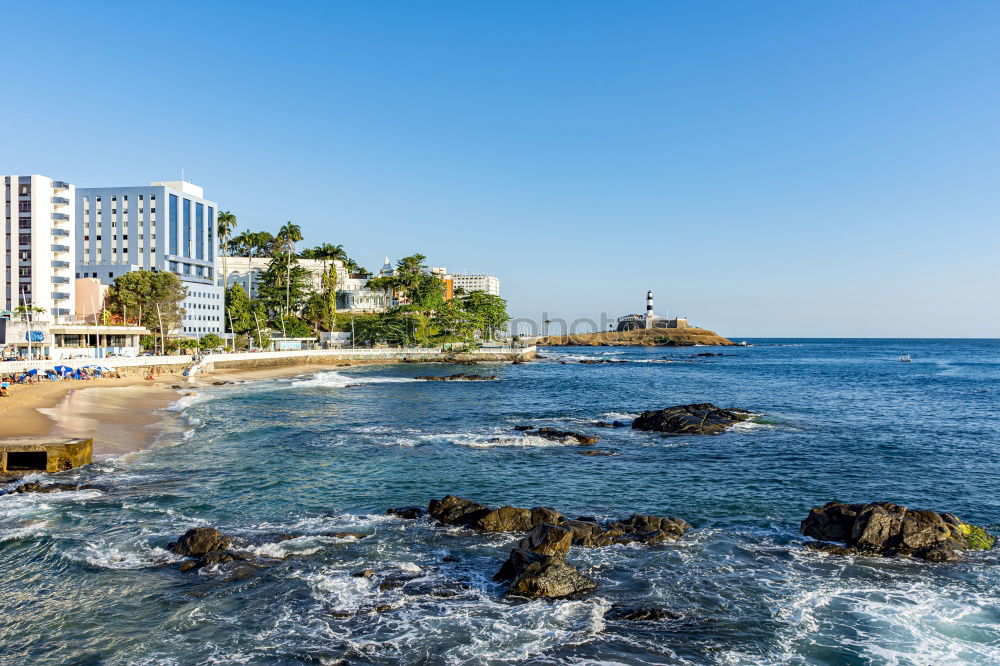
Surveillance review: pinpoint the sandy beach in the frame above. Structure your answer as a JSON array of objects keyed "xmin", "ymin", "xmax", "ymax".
[
  {"xmin": 0, "ymin": 361, "xmax": 355, "ymax": 455},
  {"xmin": 0, "ymin": 372, "xmax": 188, "ymax": 454}
]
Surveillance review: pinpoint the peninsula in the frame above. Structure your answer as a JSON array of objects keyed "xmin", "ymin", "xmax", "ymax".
[{"xmin": 533, "ymin": 327, "xmax": 733, "ymax": 346}]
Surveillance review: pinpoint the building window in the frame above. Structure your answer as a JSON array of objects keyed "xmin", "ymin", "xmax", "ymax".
[
  {"xmin": 182, "ymin": 199, "xmax": 191, "ymax": 258},
  {"xmin": 195, "ymin": 202, "xmax": 204, "ymax": 260},
  {"xmin": 169, "ymin": 194, "xmax": 178, "ymax": 255}
]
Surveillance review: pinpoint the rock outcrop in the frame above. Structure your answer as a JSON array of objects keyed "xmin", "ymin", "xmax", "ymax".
[
  {"xmin": 167, "ymin": 527, "xmax": 252, "ymax": 571},
  {"xmin": 493, "ymin": 548, "xmax": 597, "ymax": 599},
  {"xmin": 800, "ymin": 502, "xmax": 996, "ymax": 561},
  {"xmin": 604, "ymin": 605, "xmax": 680, "ymax": 622},
  {"xmin": 415, "ymin": 374, "xmax": 498, "ymax": 381},
  {"xmin": 631, "ymin": 403, "xmax": 752, "ymax": 435}
]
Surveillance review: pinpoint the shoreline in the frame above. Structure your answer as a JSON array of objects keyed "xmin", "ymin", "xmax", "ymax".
[{"xmin": 0, "ymin": 354, "xmax": 512, "ymax": 458}]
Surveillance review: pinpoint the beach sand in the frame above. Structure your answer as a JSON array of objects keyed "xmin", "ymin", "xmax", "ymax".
[
  {"xmin": 0, "ymin": 358, "xmax": 426, "ymax": 456},
  {"xmin": 0, "ymin": 373, "xmax": 187, "ymax": 454}
]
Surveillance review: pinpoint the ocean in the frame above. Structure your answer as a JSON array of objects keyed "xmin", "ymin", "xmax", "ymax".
[{"xmin": 2, "ymin": 339, "xmax": 998, "ymax": 664}]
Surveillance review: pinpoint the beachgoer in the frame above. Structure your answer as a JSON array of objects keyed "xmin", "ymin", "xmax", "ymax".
[{"xmin": 145, "ymin": 372, "xmax": 154, "ymax": 381}]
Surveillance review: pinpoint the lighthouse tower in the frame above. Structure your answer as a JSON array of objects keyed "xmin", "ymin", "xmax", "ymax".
[{"xmin": 645, "ymin": 290, "xmax": 655, "ymax": 329}]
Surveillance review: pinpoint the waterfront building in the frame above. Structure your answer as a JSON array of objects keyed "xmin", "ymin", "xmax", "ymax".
[
  {"xmin": 75, "ymin": 180, "xmax": 223, "ymax": 336},
  {"xmin": 0, "ymin": 313, "xmax": 148, "ymax": 360},
  {"xmin": 222, "ymin": 256, "xmax": 342, "ymax": 299},
  {"xmin": 2, "ymin": 174, "xmax": 76, "ymax": 318},
  {"xmin": 616, "ymin": 291, "xmax": 688, "ymax": 331},
  {"xmin": 429, "ymin": 268, "xmax": 500, "ymax": 297}
]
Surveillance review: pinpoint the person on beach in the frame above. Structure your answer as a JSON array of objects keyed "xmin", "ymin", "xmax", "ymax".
[{"xmin": 145, "ymin": 371, "xmax": 154, "ymax": 381}]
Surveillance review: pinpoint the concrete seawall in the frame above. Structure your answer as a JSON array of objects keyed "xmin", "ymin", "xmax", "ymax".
[
  {"xmin": 195, "ymin": 347, "xmax": 536, "ymax": 375},
  {"xmin": 0, "ymin": 438, "xmax": 93, "ymax": 477}
]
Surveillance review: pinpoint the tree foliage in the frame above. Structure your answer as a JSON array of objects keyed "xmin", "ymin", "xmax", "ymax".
[{"xmin": 105, "ymin": 270, "xmax": 187, "ymax": 333}]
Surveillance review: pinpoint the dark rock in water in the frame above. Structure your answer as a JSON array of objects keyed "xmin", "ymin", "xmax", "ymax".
[
  {"xmin": 513, "ymin": 425, "xmax": 535, "ymax": 431},
  {"xmin": 631, "ymin": 403, "xmax": 752, "ymax": 435},
  {"xmin": 495, "ymin": 548, "xmax": 596, "ymax": 599},
  {"xmin": 211, "ymin": 381, "xmax": 233, "ymax": 385},
  {"xmin": 7, "ymin": 481, "xmax": 100, "ymax": 495},
  {"xmin": 803, "ymin": 541, "xmax": 853, "ymax": 556},
  {"xmin": 800, "ymin": 501, "xmax": 996, "ymax": 561},
  {"xmin": 475, "ymin": 506, "xmax": 534, "ymax": 532},
  {"xmin": 592, "ymin": 420, "xmax": 628, "ymax": 428},
  {"xmin": 559, "ymin": 514, "xmax": 689, "ymax": 548},
  {"xmin": 579, "ymin": 359, "xmax": 627, "ymax": 364},
  {"xmin": 577, "ymin": 449, "xmax": 617, "ymax": 456},
  {"xmin": 168, "ymin": 527, "xmax": 233, "ymax": 557},
  {"xmin": 605, "ymin": 605, "xmax": 680, "ymax": 622},
  {"xmin": 387, "ymin": 506, "xmax": 424, "ymax": 519},
  {"xmin": 415, "ymin": 374, "xmax": 498, "ymax": 381},
  {"xmin": 353, "ymin": 569, "xmax": 375, "ymax": 578},
  {"xmin": 426, "ymin": 495, "xmax": 565, "ymax": 533},
  {"xmin": 695, "ymin": 352, "xmax": 723, "ymax": 357},
  {"xmin": 378, "ymin": 572, "xmax": 421, "ymax": 591},
  {"xmin": 536, "ymin": 427, "xmax": 600, "ymax": 445},
  {"xmin": 517, "ymin": 523, "xmax": 573, "ymax": 556},
  {"xmin": 328, "ymin": 532, "xmax": 367, "ymax": 540},
  {"xmin": 442, "ymin": 555, "xmax": 460, "ymax": 563},
  {"xmin": 171, "ymin": 385, "xmax": 183, "ymax": 389},
  {"xmin": 427, "ymin": 495, "xmax": 492, "ymax": 528}
]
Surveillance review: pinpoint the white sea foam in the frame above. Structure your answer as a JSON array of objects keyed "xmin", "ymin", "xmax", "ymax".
[
  {"xmin": 76, "ymin": 543, "xmax": 181, "ymax": 570},
  {"xmin": 289, "ymin": 371, "xmax": 417, "ymax": 389}
]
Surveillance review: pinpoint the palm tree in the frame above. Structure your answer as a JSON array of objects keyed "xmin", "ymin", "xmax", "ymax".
[
  {"xmin": 276, "ymin": 222, "xmax": 303, "ymax": 316},
  {"xmin": 216, "ymin": 211, "xmax": 237, "ymax": 293}
]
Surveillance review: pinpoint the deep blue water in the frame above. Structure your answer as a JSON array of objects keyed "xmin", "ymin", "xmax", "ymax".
[{"xmin": 2, "ymin": 339, "xmax": 999, "ymax": 664}]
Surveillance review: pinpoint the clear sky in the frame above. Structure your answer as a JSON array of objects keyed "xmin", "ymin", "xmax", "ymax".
[{"xmin": 5, "ymin": 1, "xmax": 999, "ymax": 337}]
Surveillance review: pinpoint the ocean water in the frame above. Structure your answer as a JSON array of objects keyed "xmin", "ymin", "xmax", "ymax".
[{"xmin": 1, "ymin": 339, "xmax": 999, "ymax": 665}]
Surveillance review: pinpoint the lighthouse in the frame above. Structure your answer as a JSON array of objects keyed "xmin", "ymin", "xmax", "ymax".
[{"xmin": 645, "ymin": 290, "xmax": 655, "ymax": 329}]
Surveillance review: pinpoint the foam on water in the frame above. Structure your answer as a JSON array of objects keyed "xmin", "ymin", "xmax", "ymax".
[{"xmin": 289, "ymin": 371, "xmax": 417, "ymax": 389}]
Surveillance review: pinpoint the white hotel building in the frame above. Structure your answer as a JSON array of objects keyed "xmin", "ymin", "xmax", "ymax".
[
  {"xmin": 75, "ymin": 181, "xmax": 224, "ymax": 335},
  {"xmin": 2, "ymin": 174, "xmax": 76, "ymax": 317}
]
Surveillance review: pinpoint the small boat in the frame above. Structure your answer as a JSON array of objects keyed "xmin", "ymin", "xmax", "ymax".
[{"xmin": 900, "ymin": 354, "xmax": 911, "ymax": 362}]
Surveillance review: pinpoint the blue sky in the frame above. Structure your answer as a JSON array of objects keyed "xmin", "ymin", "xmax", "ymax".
[{"xmin": 5, "ymin": 1, "xmax": 999, "ymax": 337}]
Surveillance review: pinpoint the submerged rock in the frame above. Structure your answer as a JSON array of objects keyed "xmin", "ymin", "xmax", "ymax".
[
  {"xmin": 579, "ymin": 359, "xmax": 628, "ymax": 364},
  {"xmin": 5, "ymin": 481, "xmax": 100, "ymax": 495},
  {"xmin": 535, "ymin": 427, "xmax": 600, "ymax": 445},
  {"xmin": 414, "ymin": 374, "xmax": 498, "ymax": 381},
  {"xmin": 577, "ymin": 449, "xmax": 618, "ymax": 456},
  {"xmin": 592, "ymin": 421, "xmax": 630, "ymax": 428},
  {"xmin": 631, "ymin": 403, "xmax": 752, "ymax": 435},
  {"xmin": 800, "ymin": 501, "xmax": 996, "ymax": 561},
  {"xmin": 513, "ymin": 425, "xmax": 535, "ymax": 431},
  {"xmin": 604, "ymin": 605, "xmax": 680, "ymax": 622}
]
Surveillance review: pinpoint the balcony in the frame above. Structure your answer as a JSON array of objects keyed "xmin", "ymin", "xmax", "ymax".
[
  {"xmin": 52, "ymin": 292, "xmax": 70, "ymax": 301},
  {"xmin": 51, "ymin": 244, "xmax": 70, "ymax": 253},
  {"xmin": 52, "ymin": 197, "xmax": 71, "ymax": 206},
  {"xmin": 51, "ymin": 261, "xmax": 70, "ymax": 268},
  {"xmin": 52, "ymin": 277, "xmax": 70, "ymax": 284},
  {"xmin": 52, "ymin": 180, "xmax": 70, "ymax": 191},
  {"xmin": 52, "ymin": 228, "xmax": 70, "ymax": 237},
  {"xmin": 52, "ymin": 213, "xmax": 70, "ymax": 221}
]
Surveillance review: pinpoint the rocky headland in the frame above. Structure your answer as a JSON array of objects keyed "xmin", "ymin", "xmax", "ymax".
[{"xmin": 534, "ymin": 328, "xmax": 733, "ymax": 347}]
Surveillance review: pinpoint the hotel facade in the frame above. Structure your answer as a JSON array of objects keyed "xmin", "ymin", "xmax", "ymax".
[{"xmin": 75, "ymin": 181, "xmax": 224, "ymax": 335}]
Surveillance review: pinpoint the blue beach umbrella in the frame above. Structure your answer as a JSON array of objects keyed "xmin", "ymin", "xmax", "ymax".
[
  {"xmin": 54, "ymin": 365, "xmax": 72, "ymax": 375},
  {"xmin": 26, "ymin": 368, "xmax": 38, "ymax": 376}
]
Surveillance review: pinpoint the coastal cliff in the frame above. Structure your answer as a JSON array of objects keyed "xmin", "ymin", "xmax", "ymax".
[{"xmin": 533, "ymin": 328, "xmax": 734, "ymax": 346}]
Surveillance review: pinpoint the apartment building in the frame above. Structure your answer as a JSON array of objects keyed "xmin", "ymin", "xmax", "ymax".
[{"xmin": 2, "ymin": 174, "xmax": 76, "ymax": 317}]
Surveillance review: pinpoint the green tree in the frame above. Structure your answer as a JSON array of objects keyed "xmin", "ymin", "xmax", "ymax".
[
  {"xmin": 276, "ymin": 314, "xmax": 314, "ymax": 338},
  {"xmin": 460, "ymin": 292, "xmax": 510, "ymax": 341},
  {"xmin": 275, "ymin": 222, "xmax": 303, "ymax": 316},
  {"xmin": 257, "ymin": 253, "xmax": 311, "ymax": 321},
  {"xmin": 105, "ymin": 271, "xmax": 187, "ymax": 351},
  {"xmin": 200, "ymin": 333, "xmax": 225, "ymax": 349},
  {"xmin": 217, "ymin": 211, "xmax": 238, "ymax": 293}
]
